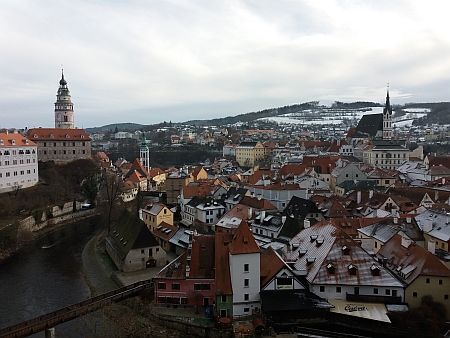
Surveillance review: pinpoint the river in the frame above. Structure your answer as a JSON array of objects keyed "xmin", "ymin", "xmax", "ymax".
[{"xmin": 0, "ymin": 215, "xmax": 104, "ymax": 337}]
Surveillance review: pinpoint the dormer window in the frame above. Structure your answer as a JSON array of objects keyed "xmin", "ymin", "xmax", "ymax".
[
  {"xmin": 371, "ymin": 264, "xmax": 380, "ymax": 276},
  {"xmin": 10, "ymin": 139, "xmax": 15, "ymax": 145},
  {"xmin": 50, "ymin": 134, "xmax": 54, "ymax": 138},
  {"xmin": 0, "ymin": 139, "xmax": 3, "ymax": 145},
  {"xmin": 342, "ymin": 246, "xmax": 350, "ymax": 255},
  {"xmin": 66, "ymin": 134, "xmax": 70, "ymax": 138},
  {"xmin": 81, "ymin": 134, "xmax": 85, "ymax": 138},
  {"xmin": 316, "ymin": 238, "xmax": 324, "ymax": 246},
  {"xmin": 25, "ymin": 140, "xmax": 28, "ymax": 144},
  {"xmin": 348, "ymin": 264, "xmax": 357, "ymax": 275},
  {"xmin": 306, "ymin": 257, "xmax": 316, "ymax": 265},
  {"xmin": 310, "ymin": 235, "xmax": 318, "ymax": 242},
  {"xmin": 327, "ymin": 263, "xmax": 335, "ymax": 274},
  {"xmin": 298, "ymin": 249, "xmax": 307, "ymax": 257}
]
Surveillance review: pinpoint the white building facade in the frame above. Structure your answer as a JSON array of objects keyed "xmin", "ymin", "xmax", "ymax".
[{"xmin": 0, "ymin": 132, "xmax": 38, "ymax": 192}]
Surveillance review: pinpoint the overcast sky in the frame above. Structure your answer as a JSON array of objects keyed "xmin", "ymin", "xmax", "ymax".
[{"xmin": 1, "ymin": 0, "xmax": 449, "ymax": 129}]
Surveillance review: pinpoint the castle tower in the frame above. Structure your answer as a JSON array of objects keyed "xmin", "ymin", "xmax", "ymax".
[
  {"xmin": 140, "ymin": 134, "xmax": 150, "ymax": 173},
  {"xmin": 54, "ymin": 70, "xmax": 74, "ymax": 129},
  {"xmin": 382, "ymin": 87, "xmax": 393, "ymax": 140}
]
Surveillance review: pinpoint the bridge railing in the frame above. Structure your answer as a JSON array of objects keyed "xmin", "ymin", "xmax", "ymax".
[{"xmin": 0, "ymin": 279, "xmax": 153, "ymax": 338}]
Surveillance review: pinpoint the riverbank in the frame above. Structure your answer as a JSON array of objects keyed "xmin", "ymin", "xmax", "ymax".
[{"xmin": 0, "ymin": 208, "xmax": 102, "ymax": 263}]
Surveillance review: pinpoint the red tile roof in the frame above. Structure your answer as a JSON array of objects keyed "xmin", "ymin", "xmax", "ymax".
[
  {"xmin": 228, "ymin": 220, "xmax": 261, "ymax": 255},
  {"xmin": 26, "ymin": 128, "xmax": 91, "ymax": 141},
  {"xmin": 182, "ymin": 185, "xmax": 215, "ymax": 198},
  {"xmin": 149, "ymin": 167, "xmax": 165, "ymax": 177},
  {"xmin": 125, "ymin": 170, "xmax": 147, "ymax": 183},
  {"xmin": 260, "ymin": 247, "xmax": 285, "ymax": 286},
  {"xmin": 189, "ymin": 236, "xmax": 215, "ymax": 278},
  {"xmin": 0, "ymin": 132, "xmax": 37, "ymax": 146},
  {"xmin": 151, "ymin": 222, "xmax": 177, "ymax": 241},
  {"xmin": 239, "ymin": 196, "xmax": 277, "ymax": 211},
  {"xmin": 215, "ymin": 232, "xmax": 233, "ymax": 294},
  {"xmin": 377, "ymin": 233, "xmax": 450, "ymax": 285},
  {"xmin": 278, "ymin": 164, "xmax": 309, "ymax": 177},
  {"xmin": 130, "ymin": 158, "xmax": 149, "ymax": 176}
]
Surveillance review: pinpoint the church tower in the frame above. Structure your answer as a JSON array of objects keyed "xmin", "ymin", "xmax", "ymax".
[
  {"xmin": 140, "ymin": 134, "xmax": 150, "ymax": 173},
  {"xmin": 54, "ymin": 70, "xmax": 74, "ymax": 129},
  {"xmin": 382, "ymin": 87, "xmax": 393, "ymax": 140}
]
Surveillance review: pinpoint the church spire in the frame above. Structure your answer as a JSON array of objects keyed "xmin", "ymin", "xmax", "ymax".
[{"xmin": 382, "ymin": 84, "xmax": 393, "ymax": 140}]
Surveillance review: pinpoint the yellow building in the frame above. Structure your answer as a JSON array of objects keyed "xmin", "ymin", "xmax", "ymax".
[
  {"xmin": 235, "ymin": 141, "xmax": 265, "ymax": 167},
  {"xmin": 377, "ymin": 234, "xmax": 450, "ymax": 319},
  {"xmin": 192, "ymin": 166, "xmax": 208, "ymax": 182},
  {"xmin": 141, "ymin": 202, "xmax": 174, "ymax": 231}
]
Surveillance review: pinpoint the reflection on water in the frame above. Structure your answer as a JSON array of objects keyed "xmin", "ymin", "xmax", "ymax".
[{"xmin": 0, "ymin": 216, "xmax": 103, "ymax": 336}]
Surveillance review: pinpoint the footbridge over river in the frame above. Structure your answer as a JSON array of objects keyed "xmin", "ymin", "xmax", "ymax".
[{"xmin": 0, "ymin": 280, "xmax": 153, "ymax": 338}]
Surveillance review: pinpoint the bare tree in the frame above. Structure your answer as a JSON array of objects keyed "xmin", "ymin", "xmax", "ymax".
[{"xmin": 101, "ymin": 170, "xmax": 124, "ymax": 232}]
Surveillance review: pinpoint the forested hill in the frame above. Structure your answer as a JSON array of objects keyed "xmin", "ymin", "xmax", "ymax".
[
  {"xmin": 183, "ymin": 102, "xmax": 319, "ymax": 127},
  {"xmin": 412, "ymin": 102, "xmax": 450, "ymax": 126}
]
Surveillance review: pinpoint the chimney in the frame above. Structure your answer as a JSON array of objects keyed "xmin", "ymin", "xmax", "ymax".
[
  {"xmin": 423, "ymin": 218, "xmax": 433, "ymax": 233},
  {"xmin": 369, "ymin": 190, "xmax": 374, "ymax": 199},
  {"xmin": 357, "ymin": 191, "xmax": 361, "ymax": 204},
  {"xmin": 304, "ymin": 219, "xmax": 310, "ymax": 229},
  {"xmin": 393, "ymin": 217, "xmax": 398, "ymax": 224},
  {"xmin": 282, "ymin": 215, "xmax": 287, "ymax": 224},
  {"xmin": 337, "ymin": 139, "xmax": 340, "ymax": 146},
  {"xmin": 406, "ymin": 217, "xmax": 411, "ymax": 223},
  {"xmin": 248, "ymin": 207, "xmax": 253, "ymax": 220},
  {"xmin": 427, "ymin": 239, "xmax": 435, "ymax": 254},
  {"xmin": 401, "ymin": 235, "xmax": 412, "ymax": 249},
  {"xmin": 443, "ymin": 178, "xmax": 446, "ymax": 185},
  {"xmin": 260, "ymin": 210, "xmax": 266, "ymax": 221}
]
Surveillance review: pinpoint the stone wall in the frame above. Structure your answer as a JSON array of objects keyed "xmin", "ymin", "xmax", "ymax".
[{"xmin": 16, "ymin": 206, "xmax": 96, "ymax": 239}]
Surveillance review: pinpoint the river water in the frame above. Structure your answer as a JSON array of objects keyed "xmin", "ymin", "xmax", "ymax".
[{"xmin": 0, "ymin": 216, "xmax": 104, "ymax": 337}]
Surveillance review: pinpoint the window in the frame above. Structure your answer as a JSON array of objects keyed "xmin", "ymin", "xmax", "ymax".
[
  {"xmin": 181, "ymin": 297, "xmax": 187, "ymax": 304},
  {"xmin": 221, "ymin": 295, "xmax": 227, "ymax": 303},
  {"xmin": 141, "ymin": 249, "xmax": 144, "ymax": 254},
  {"xmin": 439, "ymin": 280, "xmax": 443, "ymax": 285},
  {"xmin": 385, "ymin": 289, "xmax": 391, "ymax": 295},
  {"xmin": 243, "ymin": 308, "xmax": 250, "ymax": 313},
  {"xmin": 172, "ymin": 283, "xmax": 180, "ymax": 290},
  {"xmin": 194, "ymin": 283, "xmax": 202, "ymax": 291},
  {"xmin": 320, "ymin": 286, "xmax": 325, "ymax": 292},
  {"xmin": 158, "ymin": 296, "xmax": 166, "ymax": 303},
  {"xmin": 202, "ymin": 283, "xmax": 210, "ymax": 290},
  {"xmin": 445, "ymin": 295, "xmax": 449, "ymax": 300},
  {"xmin": 244, "ymin": 264, "xmax": 249, "ymax": 272},
  {"xmin": 413, "ymin": 292, "xmax": 418, "ymax": 298},
  {"xmin": 374, "ymin": 288, "xmax": 378, "ymax": 295},
  {"xmin": 158, "ymin": 282, "xmax": 166, "ymax": 290},
  {"xmin": 244, "ymin": 294, "xmax": 249, "ymax": 301},
  {"xmin": 426, "ymin": 278, "xmax": 430, "ymax": 284},
  {"xmin": 244, "ymin": 279, "xmax": 249, "ymax": 287}
]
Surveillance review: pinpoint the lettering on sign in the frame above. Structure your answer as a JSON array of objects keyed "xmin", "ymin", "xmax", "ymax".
[{"xmin": 344, "ymin": 304, "xmax": 367, "ymax": 312}]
